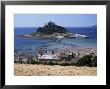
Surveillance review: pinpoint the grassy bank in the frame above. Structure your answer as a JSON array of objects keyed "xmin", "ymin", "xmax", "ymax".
[{"xmin": 14, "ymin": 64, "xmax": 97, "ymax": 76}]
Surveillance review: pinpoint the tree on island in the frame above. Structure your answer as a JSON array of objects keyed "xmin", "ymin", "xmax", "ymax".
[{"xmin": 37, "ymin": 21, "xmax": 68, "ymax": 35}]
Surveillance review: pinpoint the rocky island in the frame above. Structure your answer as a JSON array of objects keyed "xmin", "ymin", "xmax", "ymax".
[{"xmin": 17, "ymin": 21, "xmax": 89, "ymax": 40}]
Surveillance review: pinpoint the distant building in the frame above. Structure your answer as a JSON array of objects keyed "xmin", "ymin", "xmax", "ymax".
[{"xmin": 38, "ymin": 54, "xmax": 59, "ymax": 62}]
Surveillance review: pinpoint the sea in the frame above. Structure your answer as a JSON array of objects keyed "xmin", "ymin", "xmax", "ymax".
[{"xmin": 14, "ymin": 27, "xmax": 97, "ymax": 53}]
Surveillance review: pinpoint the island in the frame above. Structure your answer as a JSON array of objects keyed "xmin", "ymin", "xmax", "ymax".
[
  {"xmin": 16, "ymin": 21, "xmax": 89, "ymax": 40},
  {"xmin": 14, "ymin": 21, "xmax": 97, "ymax": 76}
]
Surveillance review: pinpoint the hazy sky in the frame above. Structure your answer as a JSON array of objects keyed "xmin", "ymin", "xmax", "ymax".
[{"xmin": 14, "ymin": 14, "xmax": 97, "ymax": 27}]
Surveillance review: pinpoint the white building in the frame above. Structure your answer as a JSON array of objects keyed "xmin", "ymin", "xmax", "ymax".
[{"xmin": 38, "ymin": 54, "xmax": 59, "ymax": 60}]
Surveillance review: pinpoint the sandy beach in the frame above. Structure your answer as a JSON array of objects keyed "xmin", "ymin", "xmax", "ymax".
[{"xmin": 14, "ymin": 64, "xmax": 97, "ymax": 76}]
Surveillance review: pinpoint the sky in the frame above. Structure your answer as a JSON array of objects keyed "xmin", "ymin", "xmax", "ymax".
[{"xmin": 14, "ymin": 14, "xmax": 97, "ymax": 27}]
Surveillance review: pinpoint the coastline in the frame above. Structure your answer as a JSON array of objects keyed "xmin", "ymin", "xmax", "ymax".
[
  {"xmin": 16, "ymin": 32, "xmax": 90, "ymax": 40},
  {"xmin": 15, "ymin": 45, "xmax": 97, "ymax": 60}
]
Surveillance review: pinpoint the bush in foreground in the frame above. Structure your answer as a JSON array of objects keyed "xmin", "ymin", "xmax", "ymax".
[
  {"xmin": 92, "ymin": 56, "xmax": 97, "ymax": 67},
  {"xmin": 60, "ymin": 62, "xmax": 70, "ymax": 66},
  {"xmin": 75, "ymin": 55, "xmax": 92, "ymax": 67},
  {"xmin": 15, "ymin": 55, "xmax": 97, "ymax": 67},
  {"xmin": 75, "ymin": 55, "xmax": 97, "ymax": 67}
]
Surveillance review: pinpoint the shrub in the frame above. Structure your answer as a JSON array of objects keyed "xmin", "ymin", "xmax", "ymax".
[
  {"xmin": 48, "ymin": 61, "xmax": 55, "ymax": 66},
  {"xmin": 92, "ymin": 56, "xmax": 97, "ymax": 67},
  {"xmin": 70, "ymin": 62, "xmax": 75, "ymax": 66},
  {"xmin": 54, "ymin": 62, "xmax": 58, "ymax": 65},
  {"xmin": 75, "ymin": 55, "xmax": 92, "ymax": 67},
  {"xmin": 30, "ymin": 59, "xmax": 36, "ymax": 64},
  {"xmin": 27, "ymin": 60, "xmax": 31, "ymax": 64},
  {"xmin": 27, "ymin": 58, "xmax": 40, "ymax": 64},
  {"xmin": 14, "ymin": 61, "xmax": 21, "ymax": 64},
  {"xmin": 60, "ymin": 62, "xmax": 70, "ymax": 66},
  {"xmin": 42, "ymin": 61, "xmax": 47, "ymax": 65},
  {"xmin": 41, "ymin": 61, "xmax": 53, "ymax": 65}
]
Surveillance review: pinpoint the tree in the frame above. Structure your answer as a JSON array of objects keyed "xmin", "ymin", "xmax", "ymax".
[{"xmin": 75, "ymin": 55, "xmax": 92, "ymax": 67}]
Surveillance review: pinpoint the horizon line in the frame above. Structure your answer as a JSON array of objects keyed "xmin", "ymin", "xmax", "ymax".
[{"xmin": 14, "ymin": 25, "xmax": 97, "ymax": 28}]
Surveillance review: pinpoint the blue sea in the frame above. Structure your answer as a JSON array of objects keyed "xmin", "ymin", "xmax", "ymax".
[{"xmin": 14, "ymin": 27, "xmax": 97, "ymax": 52}]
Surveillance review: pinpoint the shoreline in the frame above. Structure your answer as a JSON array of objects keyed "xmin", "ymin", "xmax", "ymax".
[
  {"xmin": 15, "ymin": 46, "xmax": 97, "ymax": 58},
  {"xmin": 16, "ymin": 32, "xmax": 90, "ymax": 40}
]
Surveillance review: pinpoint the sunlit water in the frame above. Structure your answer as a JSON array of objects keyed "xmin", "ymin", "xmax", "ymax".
[{"xmin": 14, "ymin": 27, "xmax": 97, "ymax": 53}]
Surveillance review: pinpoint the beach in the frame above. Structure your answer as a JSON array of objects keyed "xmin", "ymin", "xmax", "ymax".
[{"xmin": 14, "ymin": 64, "xmax": 97, "ymax": 76}]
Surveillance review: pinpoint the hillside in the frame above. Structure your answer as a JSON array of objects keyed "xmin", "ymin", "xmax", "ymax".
[{"xmin": 37, "ymin": 21, "xmax": 68, "ymax": 35}]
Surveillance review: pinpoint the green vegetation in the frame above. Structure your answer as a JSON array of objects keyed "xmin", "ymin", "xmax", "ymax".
[
  {"xmin": 59, "ymin": 62, "xmax": 70, "ymax": 66},
  {"xmin": 75, "ymin": 55, "xmax": 92, "ymax": 67},
  {"xmin": 92, "ymin": 56, "xmax": 97, "ymax": 67},
  {"xmin": 16, "ymin": 55, "xmax": 97, "ymax": 67},
  {"xmin": 29, "ymin": 32, "xmax": 43, "ymax": 36},
  {"xmin": 37, "ymin": 21, "xmax": 68, "ymax": 35},
  {"xmin": 75, "ymin": 55, "xmax": 97, "ymax": 67}
]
